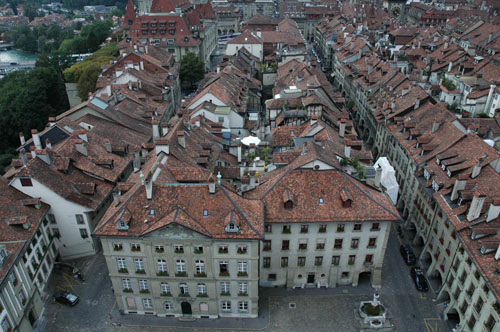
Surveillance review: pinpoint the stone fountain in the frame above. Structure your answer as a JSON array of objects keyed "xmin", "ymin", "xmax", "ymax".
[{"xmin": 358, "ymin": 293, "xmax": 387, "ymax": 330}]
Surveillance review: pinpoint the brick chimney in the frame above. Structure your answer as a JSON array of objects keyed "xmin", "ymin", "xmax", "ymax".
[
  {"xmin": 20, "ymin": 150, "xmax": 28, "ymax": 166},
  {"xmin": 113, "ymin": 189, "xmax": 121, "ymax": 206},
  {"xmin": 45, "ymin": 139, "xmax": 52, "ymax": 150},
  {"xmin": 19, "ymin": 132, "xmax": 25, "ymax": 145},
  {"xmin": 103, "ymin": 139, "xmax": 112, "ymax": 153},
  {"xmin": 155, "ymin": 140, "xmax": 169, "ymax": 155},
  {"xmin": 467, "ymin": 191, "xmax": 486, "ymax": 221},
  {"xmin": 36, "ymin": 149, "xmax": 51, "ymax": 165},
  {"xmin": 339, "ymin": 119, "xmax": 346, "ymax": 138},
  {"xmin": 77, "ymin": 129, "xmax": 88, "ymax": 142},
  {"xmin": 208, "ymin": 175, "xmax": 216, "ymax": 194},
  {"xmin": 75, "ymin": 139, "xmax": 88, "ymax": 156},
  {"xmin": 152, "ymin": 119, "xmax": 160, "ymax": 141},
  {"xmin": 344, "ymin": 140, "xmax": 351, "ymax": 158},
  {"xmin": 431, "ymin": 119, "xmax": 441, "ymax": 134},
  {"xmin": 48, "ymin": 117, "xmax": 56, "ymax": 127},
  {"xmin": 375, "ymin": 164, "xmax": 382, "ymax": 188},
  {"xmin": 30, "ymin": 146, "xmax": 36, "ymax": 158},
  {"xmin": 486, "ymin": 200, "xmax": 500, "ymax": 222},
  {"xmin": 31, "ymin": 129, "xmax": 42, "ymax": 150},
  {"xmin": 133, "ymin": 148, "xmax": 141, "ymax": 172},
  {"xmin": 471, "ymin": 159, "xmax": 482, "ymax": 178},
  {"xmin": 451, "ymin": 173, "xmax": 467, "ymax": 201}
]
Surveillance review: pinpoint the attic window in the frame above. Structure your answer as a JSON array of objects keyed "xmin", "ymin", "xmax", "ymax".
[
  {"xmin": 284, "ymin": 201, "xmax": 293, "ymax": 209},
  {"xmin": 149, "ymin": 209, "xmax": 155, "ymax": 216},
  {"xmin": 20, "ymin": 178, "xmax": 33, "ymax": 187},
  {"xmin": 319, "ymin": 197, "xmax": 324, "ymax": 204},
  {"xmin": 225, "ymin": 211, "xmax": 239, "ymax": 233},
  {"xmin": 203, "ymin": 209, "xmax": 209, "ymax": 217}
]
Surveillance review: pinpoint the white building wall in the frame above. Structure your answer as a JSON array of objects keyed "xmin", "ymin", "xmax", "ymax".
[{"xmin": 225, "ymin": 43, "xmax": 263, "ymax": 61}]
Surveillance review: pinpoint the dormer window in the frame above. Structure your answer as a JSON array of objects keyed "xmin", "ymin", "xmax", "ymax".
[
  {"xmin": 284, "ymin": 201, "xmax": 293, "ymax": 209},
  {"xmin": 283, "ymin": 189, "xmax": 293, "ymax": 209},
  {"xmin": 340, "ymin": 189, "xmax": 352, "ymax": 208},
  {"xmin": 424, "ymin": 169, "xmax": 430, "ymax": 180},
  {"xmin": 436, "ymin": 157, "xmax": 440, "ymax": 165},
  {"xmin": 441, "ymin": 164, "xmax": 446, "ymax": 171},
  {"xmin": 319, "ymin": 197, "xmax": 324, "ymax": 204},
  {"xmin": 447, "ymin": 169, "xmax": 451, "ymax": 178},
  {"xmin": 225, "ymin": 211, "xmax": 239, "ymax": 233},
  {"xmin": 203, "ymin": 209, "xmax": 209, "ymax": 217}
]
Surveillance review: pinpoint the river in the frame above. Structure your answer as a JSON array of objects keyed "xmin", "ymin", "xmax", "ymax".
[{"xmin": 0, "ymin": 49, "xmax": 38, "ymax": 63}]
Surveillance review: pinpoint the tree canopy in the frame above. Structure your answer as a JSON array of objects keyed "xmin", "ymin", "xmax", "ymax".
[{"xmin": 180, "ymin": 52, "xmax": 205, "ymax": 88}]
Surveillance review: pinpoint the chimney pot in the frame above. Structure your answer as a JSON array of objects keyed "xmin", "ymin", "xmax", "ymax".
[
  {"xmin": 31, "ymin": 129, "xmax": 42, "ymax": 150},
  {"xmin": 19, "ymin": 132, "xmax": 25, "ymax": 145}
]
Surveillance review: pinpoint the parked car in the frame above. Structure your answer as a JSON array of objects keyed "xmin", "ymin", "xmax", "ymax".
[
  {"xmin": 53, "ymin": 291, "xmax": 79, "ymax": 306},
  {"xmin": 410, "ymin": 267, "xmax": 429, "ymax": 292},
  {"xmin": 400, "ymin": 244, "xmax": 416, "ymax": 265}
]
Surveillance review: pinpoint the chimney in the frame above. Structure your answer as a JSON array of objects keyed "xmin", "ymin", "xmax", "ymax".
[
  {"xmin": 30, "ymin": 146, "xmax": 36, "ymax": 158},
  {"xmin": 208, "ymin": 176, "xmax": 216, "ymax": 194},
  {"xmin": 20, "ymin": 150, "xmax": 28, "ymax": 166},
  {"xmin": 75, "ymin": 140, "xmax": 88, "ymax": 156},
  {"xmin": 195, "ymin": 120, "xmax": 200, "ymax": 128},
  {"xmin": 467, "ymin": 191, "xmax": 486, "ymax": 221},
  {"xmin": 103, "ymin": 139, "xmax": 112, "ymax": 153},
  {"xmin": 36, "ymin": 149, "xmax": 50, "ymax": 165},
  {"xmin": 152, "ymin": 119, "xmax": 160, "ymax": 141},
  {"xmin": 414, "ymin": 98, "xmax": 420, "ymax": 110},
  {"xmin": 488, "ymin": 33, "xmax": 492, "ymax": 43},
  {"xmin": 155, "ymin": 140, "xmax": 170, "ymax": 155},
  {"xmin": 177, "ymin": 131, "xmax": 186, "ymax": 148},
  {"xmin": 161, "ymin": 124, "xmax": 169, "ymax": 136},
  {"xmin": 249, "ymin": 170, "xmax": 257, "ymax": 187},
  {"xmin": 339, "ymin": 119, "xmax": 346, "ymax": 138},
  {"xmin": 77, "ymin": 129, "xmax": 88, "ymax": 142},
  {"xmin": 344, "ymin": 140, "xmax": 351, "ymax": 158},
  {"xmin": 451, "ymin": 174, "xmax": 467, "ymax": 201},
  {"xmin": 471, "ymin": 160, "xmax": 482, "ymax": 178},
  {"xmin": 444, "ymin": 42, "xmax": 448, "ymax": 49},
  {"xmin": 431, "ymin": 119, "xmax": 441, "ymax": 133},
  {"xmin": 256, "ymin": 30, "xmax": 261, "ymax": 38},
  {"xmin": 48, "ymin": 117, "xmax": 56, "ymax": 127},
  {"xmin": 145, "ymin": 45, "xmax": 149, "ymax": 54},
  {"xmin": 128, "ymin": 82, "xmax": 133, "ymax": 90},
  {"xmin": 487, "ymin": 200, "xmax": 500, "ymax": 222},
  {"xmin": 113, "ymin": 190, "xmax": 121, "ymax": 206},
  {"xmin": 375, "ymin": 164, "xmax": 382, "ymax": 188},
  {"xmin": 45, "ymin": 139, "xmax": 52, "ymax": 150},
  {"xmin": 140, "ymin": 59, "xmax": 144, "ymax": 71},
  {"xmin": 106, "ymin": 85, "xmax": 112, "ymax": 97},
  {"xmin": 19, "ymin": 132, "xmax": 25, "ymax": 145},
  {"xmin": 217, "ymin": 66, "xmax": 220, "ymax": 74},
  {"xmin": 237, "ymin": 143, "xmax": 242, "ymax": 163},
  {"xmin": 133, "ymin": 149, "xmax": 141, "ymax": 172},
  {"xmin": 31, "ymin": 129, "xmax": 42, "ymax": 150},
  {"xmin": 145, "ymin": 180, "xmax": 153, "ymax": 200}
]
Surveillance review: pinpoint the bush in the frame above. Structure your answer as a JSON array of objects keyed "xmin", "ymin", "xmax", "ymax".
[{"xmin": 362, "ymin": 303, "xmax": 381, "ymax": 316}]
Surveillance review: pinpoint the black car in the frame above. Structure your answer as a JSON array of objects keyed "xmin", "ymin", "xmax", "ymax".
[
  {"xmin": 54, "ymin": 291, "xmax": 79, "ymax": 306},
  {"xmin": 400, "ymin": 244, "xmax": 416, "ymax": 265},
  {"xmin": 410, "ymin": 267, "xmax": 429, "ymax": 292}
]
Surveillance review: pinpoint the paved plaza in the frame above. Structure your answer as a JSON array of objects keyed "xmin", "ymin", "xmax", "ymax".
[{"xmin": 40, "ymin": 226, "xmax": 449, "ymax": 332}]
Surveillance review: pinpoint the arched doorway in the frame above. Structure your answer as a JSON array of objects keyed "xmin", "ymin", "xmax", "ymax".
[
  {"xmin": 358, "ymin": 271, "xmax": 371, "ymax": 287},
  {"xmin": 437, "ymin": 290, "xmax": 450, "ymax": 304},
  {"xmin": 181, "ymin": 302, "xmax": 192, "ymax": 315},
  {"xmin": 421, "ymin": 251, "xmax": 432, "ymax": 272},
  {"xmin": 446, "ymin": 308, "xmax": 460, "ymax": 329},
  {"xmin": 428, "ymin": 269, "xmax": 443, "ymax": 293}
]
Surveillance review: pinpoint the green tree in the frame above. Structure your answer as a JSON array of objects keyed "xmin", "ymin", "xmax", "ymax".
[
  {"xmin": 76, "ymin": 62, "xmax": 100, "ymax": 100},
  {"xmin": 180, "ymin": 52, "xmax": 205, "ymax": 88},
  {"xmin": 86, "ymin": 30, "xmax": 99, "ymax": 52}
]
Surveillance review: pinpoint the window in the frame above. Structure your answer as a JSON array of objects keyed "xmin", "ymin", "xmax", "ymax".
[
  {"xmin": 297, "ymin": 257, "xmax": 306, "ymax": 266},
  {"xmin": 9, "ymin": 273, "xmax": 18, "ymax": 286},
  {"xmin": 135, "ymin": 259, "xmax": 144, "ymax": 271},
  {"xmin": 337, "ymin": 224, "xmax": 345, "ymax": 232},
  {"xmin": 52, "ymin": 228, "xmax": 60, "ymax": 238},
  {"xmin": 143, "ymin": 298, "xmax": 153, "ymax": 309},
  {"xmin": 282, "ymin": 240, "xmax": 289, "ymax": 250},
  {"xmin": 164, "ymin": 301, "xmax": 173, "ymax": 310},
  {"xmin": 139, "ymin": 280, "xmax": 148, "ymax": 291},
  {"xmin": 371, "ymin": 223, "xmax": 380, "ymax": 231},
  {"xmin": 319, "ymin": 224, "xmax": 327, "ymax": 233},
  {"xmin": 263, "ymin": 257, "xmax": 271, "ymax": 268},
  {"xmin": 76, "ymin": 214, "xmax": 85, "ymax": 224},
  {"xmin": 219, "ymin": 245, "xmax": 228, "ymax": 254},
  {"xmin": 113, "ymin": 243, "xmax": 123, "ymax": 251},
  {"xmin": 334, "ymin": 239, "xmax": 343, "ymax": 249},
  {"xmin": 203, "ymin": 209, "xmax": 209, "ymax": 217},
  {"xmin": 174, "ymin": 244, "xmax": 183, "ymax": 253},
  {"xmin": 155, "ymin": 245, "xmax": 164, "ymax": 253},
  {"xmin": 221, "ymin": 281, "xmax": 230, "ymax": 294},
  {"xmin": 222, "ymin": 301, "xmax": 231, "ymax": 311},
  {"xmin": 198, "ymin": 283, "xmax": 207, "ymax": 295},
  {"xmin": 282, "ymin": 225, "xmax": 291, "ymax": 233},
  {"xmin": 332, "ymin": 256, "xmax": 340, "ymax": 265},
  {"xmin": 1, "ymin": 319, "xmax": 11, "ymax": 332},
  {"xmin": 365, "ymin": 255, "xmax": 373, "ymax": 263},
  {"xmin": 281, "ymin": 257, "xmax": 288, "ymax": 267},
  {"xmin": 341, "ymin": 272, "xmax": 349, "ymax": 278},
  {"xmin": 284, "ymin": 201, "xmax": 293, "ymax": 209},
  {"xmin": 298, "ymin": 239, "xmax": 307, "ymax": 250},
  {"xmin": 20, "ymin": 178, "xmax": 33, "ymax": 187},
  {"xmin": 218, "ymin": 116, "xmax": 224, "ymax": 123},
  {"xmin": 160, "ymin": 282, "xmax": 170, "ymax": 294},
  {"xmin": 316, "ymin": 239, "xmax": 325, "ymax": 249},
  {"xmin": 179, "ymin": 283, "xmax": 188, "ymax": 295},
  {"xmin": 300, "ymin": 225, "xmax": 308, "ymax": 233},
  {"xmin": 238, "ymin": 301, "xmax": 248, "ymax": 312},
  {"xmin": 315, "ymin": 256, "xmax": 323, "ymax": 266},
  {"xmin": 268, "ymin": 273, "xmax": 276, "ymax": 281},
  {"xmin": 194, "ymin": 260, "xmax": 205, "ymax": 274},
  {"xmin": 157, "ymin": 259, "xmax": 167, "ymax": 272},
  {"xmin": 239, "ymin": 282, "xmax": 248, "ymax": 295},
  {"xmin": 238, "ymin": 261, "xmax": 248, "ymax": 274},
  {"xmin": 194, "ymin": 245, "xmax": 203, "ymax": 254},
  {"xmin": 18, "ymin": 290, "xmax": 25, "ymax": 305},
  {"xmin": 131, "ymin": 243, "xmax": 141, "ymax": 251},
  {"xmin": 319, "ymin": 197, "xmax": 324, "ymax": 204},
  {"xmin": 351, "ymin": 238, "xmax": 359, "ymax": 249},
  {"xmin": 122, "ymin": 278, "xmax": 131, "ymax": 290},
  {"xmin": 48, "ymin": 214, "xmax": 56, "ymax": 224},
  {"xmin": 117, "ymin": 258, "xmax": 127, "ymax": 270},
  {"xmin": 219, "ymin": 261, "xmax": 228, "ymax": 275},
  {"xmin": 176, "ymin": 259, "xmax": 186, "ymax": 272},
  {"xmin": 263, "ymin": 240, "xmax": 271, "ymax": 251},
  {"xmin": 353, "ymin": 223, "xmax": 362, "ymax": 231},
  {"xmin": 79, "ymin": 228, "xmax": 88, "ymax": 239},
  {"xmin": 264, "ymin": 224, "xmax": 272, "ymax": 233},
  {"xmin": 368, "ymin": 237, "xmax": 377, "ymax": 248},
  {"xmin": 237, "ymin": 245, "xmax": 247, "ymax": 254},
  {"xmin": 348, "ymin": 255, "xmax": 356, "ymax": 264}
]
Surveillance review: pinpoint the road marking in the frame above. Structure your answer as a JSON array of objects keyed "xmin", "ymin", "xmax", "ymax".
[
  {"xmin": 57, "ymin": 273, "xmax": 76, "ymax": 292},
  {"xmin": 424, "ymin": 318, "xmax": 440, "ymax": 332}
]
